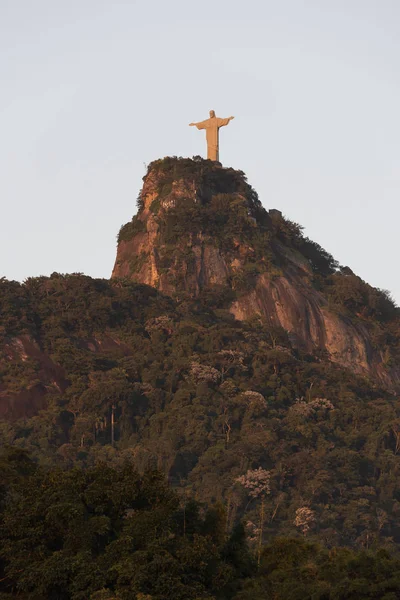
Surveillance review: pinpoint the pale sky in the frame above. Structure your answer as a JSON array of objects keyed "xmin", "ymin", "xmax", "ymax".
[{"xmin": 1, "ymin": 0, "xmax": 399, "ymax": 303}]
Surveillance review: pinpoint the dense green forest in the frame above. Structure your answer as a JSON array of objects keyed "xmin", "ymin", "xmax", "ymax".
[{"xmin": 2, "ymin": 448, "xmax": 400, "ymax": 599}]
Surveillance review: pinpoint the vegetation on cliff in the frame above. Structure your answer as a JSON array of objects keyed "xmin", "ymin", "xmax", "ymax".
[
  {"xmin": 115, "ymin": 157, "xmax": 398, "ymax": 322},
  {"xmin": 1, "ymin": 157, "xmax": 400, "ymax": 598},
  {"xmin": 1, "ymin": 272, "xmax": 400, "ymax": 554}
]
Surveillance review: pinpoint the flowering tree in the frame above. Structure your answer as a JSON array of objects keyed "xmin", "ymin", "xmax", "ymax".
[
  {"xmin": 235, "ymin": 467, "xmax": 271, "ymax": 498},
  {"xmin": 236, "ymin": 467, "xmax": 271, "ymax": 565},
  {"xmin": 294, "ymin": 506, "xmax": 316, "ymax": 535},
  {"xmin": 290, "ymin": 398, "xmax": 334, "ymax": 418},
  {"xmin": 190, "ymin": 362, "xmax": 221, "ymax": 384},
  {"xmin": 241, "ymin": 391, "xmax": 267, "ymax": 411},
  {"xmin": 244, "ymin": 520, "xmax": 261, "ymax": 547},
  {"xmin": 144, "ymin": 315, "xmax": 173, "ymax": 334}
]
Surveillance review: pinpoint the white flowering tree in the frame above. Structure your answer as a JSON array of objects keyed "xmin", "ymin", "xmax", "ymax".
[
  {"xmin": 244, "ymin": 520, "xmax": 261, "ymax": 547},
  {"xmin": 144, "ymin": 315, "xmax": 173, "ymax": 334},
  {"xmin": 236, "ymin": 467, "xmax": 271, "ymax": 498},
  {"xmin": 287, "ymin": 398, "xmax": 335, "ymax": 439},
  {"xmin": 189, "ymin": 362, "xmax": 221, "ymax": 385},
  {"xmin": 290, "ymin": 397, "xmax": 334, "ymax": 418},
  {"xmin": 294, "ymin": 506, "xmax": 316, "ymax": 535},
  {"xmin": 236, "ymin": 467, "xmax": 271, "ymax": 565},
  {"xmin": 241, "ymin": 390, "xmax": 267, "ymax": 411}
]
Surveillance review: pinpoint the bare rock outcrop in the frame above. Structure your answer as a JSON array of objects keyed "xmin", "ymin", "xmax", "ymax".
[
  {"xmin": 112, "ymin": 157, "xmax": 400, "ymax": 390},
  {"xmin": 0, "ymin": 335, "xmax": 68, "ymax": 420},
  {"xmin": 0, "ymin": 334, "xmax": 133, "ymax": 421}
]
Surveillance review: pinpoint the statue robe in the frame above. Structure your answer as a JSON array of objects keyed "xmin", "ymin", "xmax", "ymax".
[{"xmin": 194, "ymin": 116, "xmax": 231, "ymax": 161}]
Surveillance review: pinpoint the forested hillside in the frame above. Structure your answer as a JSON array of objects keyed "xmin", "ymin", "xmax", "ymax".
[
  {"xmin": 1, "ymin": 269, "xmax": 400, "ymax": 551},
  {"xmin": 1, "ymin": 157, "xmax": 400, "ymax": 598},
  {"xmin": 2, "ymin": 449, "xmax": 400, "ymax": 599}
]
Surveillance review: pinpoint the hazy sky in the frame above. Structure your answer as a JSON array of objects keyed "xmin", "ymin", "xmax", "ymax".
[{"xmin": 1, "ymin": 0, "xmax": 399, "ymax": 303}]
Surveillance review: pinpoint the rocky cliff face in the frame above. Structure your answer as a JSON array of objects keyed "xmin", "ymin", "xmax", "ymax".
[
  {"xmin": 0, "ymin": 331, "xmax": 137, "ymax": 422},
  {"xmin": 113, "ymin": 157, "xmax": 400, "ymax": 389},
  {"xmin": 0, "ymin": 335, "xmax": 68, "ymax": 420}
]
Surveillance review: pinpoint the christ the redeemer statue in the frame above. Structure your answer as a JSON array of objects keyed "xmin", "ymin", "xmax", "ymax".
[{"xmin": 189, "ymin": 110, "xmax": 234, "ymax": 162}]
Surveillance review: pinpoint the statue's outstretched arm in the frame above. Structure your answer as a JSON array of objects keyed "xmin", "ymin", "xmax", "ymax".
[
  {"xmin": 189, "ymin": 120, "xmax": 208, "ymax": 130},
  {"xmin": 217, "ymin": 116, "xmax": 235, "ymax": 128}
]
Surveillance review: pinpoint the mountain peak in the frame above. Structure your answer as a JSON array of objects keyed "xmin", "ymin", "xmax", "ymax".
[
  {"xmin": 112, "ymin": 156, "xmax": 276, "ymax": 292},
  {"xmin": 112, "ymin": 156, "xmax": 399, "ymax": 390}
]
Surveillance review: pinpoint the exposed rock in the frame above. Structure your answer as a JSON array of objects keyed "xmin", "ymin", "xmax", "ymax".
[
  {"xmin": 0, "ymin": 334, "xmax": 133, "ymax": 421},
  {"xmin": 112, "ymin": 157, "xmax": 400, "ymax": 390},
  {"xmin": 0, "ymin": 335, "xmax": 68, "ymax": 420}
]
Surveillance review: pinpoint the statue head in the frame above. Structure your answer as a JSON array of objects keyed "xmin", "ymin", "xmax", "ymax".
[{"xmin": 209, "ymin": 110, "xmax": 215, "ymax": 118}]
